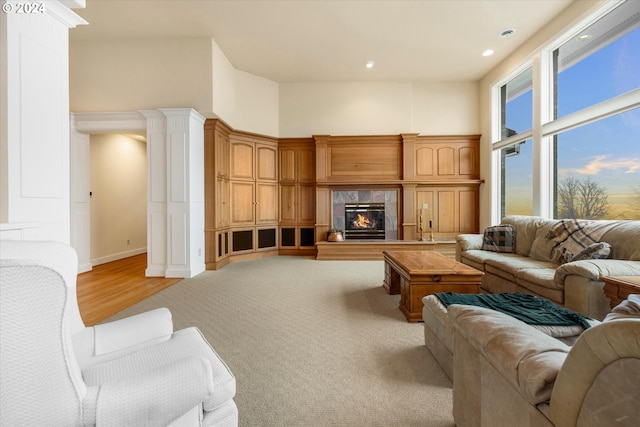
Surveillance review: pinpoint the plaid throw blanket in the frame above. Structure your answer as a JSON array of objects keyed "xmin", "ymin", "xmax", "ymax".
[{"xmin": 546, "ymin": 219, "xmax": 615, "ymax": 264}]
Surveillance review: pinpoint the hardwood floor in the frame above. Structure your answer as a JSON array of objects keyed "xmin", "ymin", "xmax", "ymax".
[{"xmin": 76, "ymin": 254, "xmax": 181, "ymax": 326}]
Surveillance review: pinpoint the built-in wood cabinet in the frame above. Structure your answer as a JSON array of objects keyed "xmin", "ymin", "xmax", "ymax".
[
  {"xmin": 205, "ymin": 120, "xmax": 279, "ymax": 269},
  {"xmin": 206, "ymin": 120, "xmax": 481, "ymax": 268},
  {"xmin": 279, "ymin": 139, "xmax": 316, "ymax": 254}
]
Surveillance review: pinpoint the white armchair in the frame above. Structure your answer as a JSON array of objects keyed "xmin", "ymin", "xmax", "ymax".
[{"xmin": 0, "ymin": 240, "xmax": 237, "ymax": 426}]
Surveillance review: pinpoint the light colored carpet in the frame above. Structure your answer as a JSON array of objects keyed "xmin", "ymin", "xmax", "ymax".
[{"xmin": 107, "ymin": 256, "xmax": 454, "ymax": 426}]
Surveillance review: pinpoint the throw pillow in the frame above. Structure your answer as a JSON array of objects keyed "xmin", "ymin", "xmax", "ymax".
[
  {"xmin": 547, "ymin": 219, "xmax": 613, "ymax": 264},
  {"xmin": 482, "ymin": 224, "xmax": 516, "ymax": 253}
]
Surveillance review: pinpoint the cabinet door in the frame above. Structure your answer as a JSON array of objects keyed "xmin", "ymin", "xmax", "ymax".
[
  {"xmin": 256, "ymin": 144, "xmax": 278, "ymax": 182},
  {"xmin": 216, "ymin": 178, "xmax": 230, "ymax": 228},
  {"xmin": 298, "ymin": 184, "xmax": 316, "ymax": 224},
  {"xmin": 230, "ymin": 142, "xmax": 254, "ymax": 180},
  {"xmin": 256, "ymin": 182, "xmax": 278, "ymax": 224},
  {"xmin": 279, "ymin": 147, "xmax": 296, "ymax": 182},
  {"xmin": 279, "ymin": 184, "xmax": 297, "ymax": 223},
  {"xmin": 215, "ymin": 129, "xmax": 230, "ymax": 178},
  {"xmin": 231, "ymin": 181, "xmax": 255, "ymax": 225},
  {"xmin": 296, "ymin": 146, "xmax": 315, "ymax": 183}
]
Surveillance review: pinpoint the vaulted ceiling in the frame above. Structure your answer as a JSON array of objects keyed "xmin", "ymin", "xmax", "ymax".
[{"xmin": 70, "ymin": 0, "xmax": 575, "ymax": 83}]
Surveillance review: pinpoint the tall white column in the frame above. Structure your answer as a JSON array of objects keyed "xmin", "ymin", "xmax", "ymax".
[
  {"xmin": 160, "ymin": 108, "xmax": 206, "ymax": 278},
  {"xmin": 141, "ymin": 110, "xmax": 168, "ymax": 277},
  {"xmin": 69, "ymin": 114, "xmax": 92, "ymax": 272}
]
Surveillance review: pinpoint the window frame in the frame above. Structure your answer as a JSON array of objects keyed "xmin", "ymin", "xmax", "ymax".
[{"xmin": 491, "ymin": 0, "xmax": 640, "ymax": 223}]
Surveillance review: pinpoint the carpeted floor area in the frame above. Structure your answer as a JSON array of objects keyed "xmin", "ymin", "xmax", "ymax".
[{"xmin": 106, "ymin": 256, "xmax": 454, "ymax": 426}]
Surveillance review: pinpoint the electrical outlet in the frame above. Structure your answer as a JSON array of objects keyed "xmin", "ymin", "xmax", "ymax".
[
  {"xmin": 127, "ymin": 239, "xmax": 130, "ymax": 245},
  {"xmin": 422, "ymin": 203, "xmax": 428, "ymax": 209}
]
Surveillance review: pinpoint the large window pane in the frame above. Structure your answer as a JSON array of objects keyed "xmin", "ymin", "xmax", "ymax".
[
  {"xmin": 501, "ymin": 139, "xmax": 533, "ymax": 217},
  {"xmin": 554, "ymin": 108, "xmax": 640, "ymax": 220},
  {"xmin": 554, "ymin": 1, "xmax": 640, "ymax": 118},
  {"xmin": 501, "ymin": 67, "xmax": 532, "ymax": 137}
]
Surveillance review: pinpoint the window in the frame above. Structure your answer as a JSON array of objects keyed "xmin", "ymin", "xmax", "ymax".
[
  {"xmin": 554, "ymin": 13, "xmax": 640, "ymax": 118},
  {"xmin": 493, "ymin": 0, "xmax": 640, "ymax": 221},
  {"xmin": 501, "ymin": 139, "xmax": 533, "ymax": 217},
  {"xmin": 554, "ymin": 108, "xmax": 640, "ymax": 219},
  {"xmin": 501, "ymin": 66, "xmax": 533, "ymax": 137}
]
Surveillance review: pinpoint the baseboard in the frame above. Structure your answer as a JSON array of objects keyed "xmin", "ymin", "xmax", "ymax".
[{"xmin": 91, "ymin": 247, "xmax": 147, "ymax": 266}]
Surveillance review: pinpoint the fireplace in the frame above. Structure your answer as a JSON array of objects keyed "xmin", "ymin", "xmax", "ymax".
[{"xmin": 344, "ymin": 203, "xmax": 385, "ymax": 240}]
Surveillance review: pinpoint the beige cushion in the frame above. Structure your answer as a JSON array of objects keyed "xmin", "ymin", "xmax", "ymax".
[
  {"xmin": 501, "ymin": 215, "xmax": 549, "ymax": 257},
  {"xmin": 529, "ymin": 221, "xmax": 557, "ymax": 262}
]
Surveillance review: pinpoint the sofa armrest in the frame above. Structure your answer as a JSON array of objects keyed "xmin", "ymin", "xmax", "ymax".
[
  {"xmin": 456, "ymin": 234, "xmax": 483, "ymax": 251},
  {"xmin": 548, "ymin": 319, "xmax": 640, "ymax": 427},
  {"xmin": 449, "ymin": 304, "xmax": 570, "ymax": 405},
  {"xmin": 555, "ymin": 260, "xmax": 640, "ymax": 285},
  {"xmin": 455, "ymin": 234, "xmax": 483, "ymax": 261}
]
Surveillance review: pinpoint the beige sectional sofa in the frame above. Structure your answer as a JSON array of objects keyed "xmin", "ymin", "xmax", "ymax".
[
  {"xmin": 448, "ymin": 298, "xmax": 640, "ymax": 427},
  {"xmin": 456, "ymin": 215, "xmax": 640, "ymax": 321}
]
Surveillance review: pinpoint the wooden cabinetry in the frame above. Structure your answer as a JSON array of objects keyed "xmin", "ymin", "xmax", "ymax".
[
  {"xmin": 279, "ymin": 139, "xmax": 316, "ymax": 254},
  {"xmin": 403, "ymin": 134, "xmax": 481, "ymax": 240},
  {"xmin": 205, "ymin": 120, "xmax": 232, "ymax": 268},
  {"xmin": 204, "ymin": 119, "xmax": 279, "ymax": 269}
]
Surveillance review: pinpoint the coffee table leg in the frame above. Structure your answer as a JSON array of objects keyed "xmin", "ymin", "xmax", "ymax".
[{"xmin": 383, "ymin": 261, "xmax": 401, "ymax": 294}]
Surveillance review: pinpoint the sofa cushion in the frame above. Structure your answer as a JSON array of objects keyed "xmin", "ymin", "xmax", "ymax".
[
  {"xmin": 482, "ymin": 224, "xmax": 516, "ymax": 253},
  {"xmin": 517, "ymin": 267, "xmax": 562, "ymax": 291},
  {"xmin": 529, "ymin": 221, "xmax": 557, "ymax": 263},
  {"xmin": 484, "ymin": 256, "xmax": 553, "ymax": 283},
  {"xmin": 460, "ymin": 250, "xmax": 522, "ymax": 272},
  {"xmin": 502, "ymin": 216, "xmax": 550, "ymax": 257}
]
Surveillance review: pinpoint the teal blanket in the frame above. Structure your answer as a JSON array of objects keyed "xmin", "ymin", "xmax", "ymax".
[{"xmin": 435, "ymin": 292, "xmax": 592, "ymax": 330}]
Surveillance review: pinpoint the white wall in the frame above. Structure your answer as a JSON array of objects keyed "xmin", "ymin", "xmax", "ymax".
[
  {"xmin": 70, "ymin": 38, "xmax": 214, "ymax": 113},
  {"xmin": 70, "ymin": 37, "xmax": 477, "ymax": 139},
  {"xmin": 89, "ymin": 133, "xmax": 146, "ymax": 264},
  {"xmin": 279, "ymin": 81, "xmax": 479, "ymax": 137},
  {"xmin": 279, "ymin": 82, "xmax": 413, "ymax": 137}
]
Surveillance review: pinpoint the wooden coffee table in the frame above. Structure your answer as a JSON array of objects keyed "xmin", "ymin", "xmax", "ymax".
[{"xmin": 383, "ymin": 250, "xmax": 483, "ymax": 322}]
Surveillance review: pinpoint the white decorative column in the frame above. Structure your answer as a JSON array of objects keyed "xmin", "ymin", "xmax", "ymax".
[
  {"xmin": 160, "ymin": 108, "xmax": 206, "ymax": 278},
  {"xmin": 69, "ymin": 114, "xmax": 92, "ymax": 272},
  {"xmin": 0, "ymin": 1, "xmax": 86, "ymax": 242},
  {"xmin": 141, "ymin": 110, "xmax": 168, "ymax": 277}
]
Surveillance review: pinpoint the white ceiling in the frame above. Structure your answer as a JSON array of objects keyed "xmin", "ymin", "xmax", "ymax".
[{"xmin": 70, "ymin": 0, "xmax": 575, "ymax": 83}]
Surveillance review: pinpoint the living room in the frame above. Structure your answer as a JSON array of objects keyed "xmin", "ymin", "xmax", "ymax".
[{"xmin": 2, "ymin": 0, "xmax": 639, "ymax": 426}]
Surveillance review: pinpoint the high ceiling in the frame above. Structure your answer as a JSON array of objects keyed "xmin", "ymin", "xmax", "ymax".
[{"xmin": 70, "ymin": 0, "xmax": 575, "ymax": 83}]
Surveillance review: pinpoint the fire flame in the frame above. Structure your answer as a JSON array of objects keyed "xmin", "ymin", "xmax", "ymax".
[{"xmin": 353, "ymin": 213, "xmax": 376, "ymax": 229}]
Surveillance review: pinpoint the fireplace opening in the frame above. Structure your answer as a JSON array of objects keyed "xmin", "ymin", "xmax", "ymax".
[{"xmin": 344, "ymin": 203, "xmax": 385, "ymax": 240}]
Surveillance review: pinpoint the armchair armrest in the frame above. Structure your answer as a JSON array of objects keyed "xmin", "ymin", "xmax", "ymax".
[
  {"xmin": 93, "ymin": 307, "xmax": 173, "ymax": 356},
  {"xmin": 84, "ymin": 356, "xmax": 214, "ymax": 427},
  {"xmin": 74, "ymin": 308, "xmax": 175, "ymax": 369},
  {"xmin": 449, "ymin": 304, "xmax": 570, "ymax": 405}
]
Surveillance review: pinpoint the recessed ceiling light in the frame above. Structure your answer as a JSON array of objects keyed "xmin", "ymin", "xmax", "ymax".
[
  {"xmin": 365, "ymin": 60, "xmax": 375, "ymax": 69},
  {"xmin": 499, "ymin": 29, "xmax": 516, "ymax": 38},
  {"xmin": 482, "ymin": 49, "xmax": 494, "ymax": 57},
  {"xmin": 578, "ymin": 34, "xmax": 592, "ymax": 42}
]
